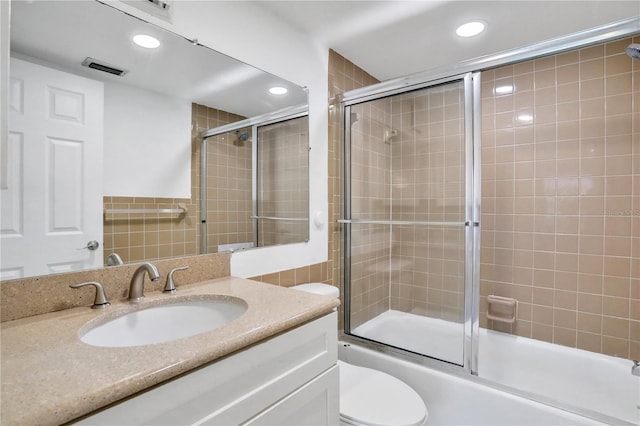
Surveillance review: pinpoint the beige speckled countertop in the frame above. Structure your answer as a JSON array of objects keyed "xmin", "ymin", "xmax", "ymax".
[{"xmin": 0, "ymin": 277, "xmax": 339, "ymax": 426}]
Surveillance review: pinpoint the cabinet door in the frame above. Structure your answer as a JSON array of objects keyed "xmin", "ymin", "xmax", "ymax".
[{"xmin": 243, "ymin": 366, "xmax": 339, "ymax": 426}]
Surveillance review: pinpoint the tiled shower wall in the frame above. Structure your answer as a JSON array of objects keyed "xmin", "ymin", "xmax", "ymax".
[
  {"xmin": 348, "ymin": 84, "xmax": 468, "ymax": 327},
  {"xmin": 326, "ymin": 50, "xmax": 381, "ymax": 329},
  {"xmin": 257, "ymin": 116, "xmax": 310, "ymax": 246},
  {"xmin": 339, "ymin": 58, "xmax": 468, "ymax": 328},
  {"xmin": 349, "ymin": 98, "xmax": 392, "ymax": 328},
  {"xmin": 480, "ymin": 36, "xmax": 640, "ymax": 360},
  {"xmin": 388, "ymin": 85, "xmax": 466, "ymax": 323},
  {"xmin": 388, "ymin": 84, "xmax": 467, "ymax": 322}
]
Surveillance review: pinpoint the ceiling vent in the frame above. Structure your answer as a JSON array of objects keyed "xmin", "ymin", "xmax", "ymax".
[
  {"xmin": 81, "ymin": 57, "xmax": 128, "ymax": 77},
  {"xmin": 122, "ymin": 0, "xmax": 173, "ymax": 23}
]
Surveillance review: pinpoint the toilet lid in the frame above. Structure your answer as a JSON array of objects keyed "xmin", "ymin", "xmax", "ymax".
[{"xmin": 338, "ymin": 361, "xmax": 427, "ymax": 426}]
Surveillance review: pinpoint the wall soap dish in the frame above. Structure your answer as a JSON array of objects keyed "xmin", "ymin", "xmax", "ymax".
[{"xmin": 487, "ymin": 295, "xmax": 518, "ymax": 324}]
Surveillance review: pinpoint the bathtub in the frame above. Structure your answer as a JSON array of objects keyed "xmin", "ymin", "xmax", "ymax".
[{"xmin": 348, "ymin": 310, "xmax": 639, "ymax": 425}]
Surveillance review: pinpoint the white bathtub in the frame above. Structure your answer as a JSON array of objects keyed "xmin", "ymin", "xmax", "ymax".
[{"xmin": 349, "ymin": 310, "xmax": 640, "ymax": 425}]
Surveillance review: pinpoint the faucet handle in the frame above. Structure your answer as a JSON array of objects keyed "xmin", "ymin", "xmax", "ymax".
[
  {"xmin": 164, "ymin": 266, "xmax": 189, "ymax": 293},
  {"xmin": 106, "ymin": 252, "xmax": 124, "ymax": 266},
  {"xmin": 70, "ymin": 281, "xmax": 110, "ymax": 309}
]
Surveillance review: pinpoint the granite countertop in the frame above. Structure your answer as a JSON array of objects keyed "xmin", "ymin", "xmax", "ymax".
[{"xmin": 0, "ymin": 277, "xmax": 339, "ymax": 425}]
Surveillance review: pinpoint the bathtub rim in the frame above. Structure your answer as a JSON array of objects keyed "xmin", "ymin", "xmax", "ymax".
[{"xmin": 339, "ymin": 332, "xmax": 637, "ymax": 426}]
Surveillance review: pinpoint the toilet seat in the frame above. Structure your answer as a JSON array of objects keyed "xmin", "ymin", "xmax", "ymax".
[{"xmin": 338, "ymin": 361, "xmax": 428, "ymax": 426}]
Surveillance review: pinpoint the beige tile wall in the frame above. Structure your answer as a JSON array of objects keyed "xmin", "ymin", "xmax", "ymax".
[
  {"xmin": 343, "ymin": 83, "xmax": 468, "ymax": 327},
  {"xmin": 349, "ymin": 98, "xmax": 393, "ymax": 328},
  {"xmin": 249, "ymin": 262, "xmax": 330, "ymax": 288},
  {"xmin": 389, "ymin": 84, "xmax": 466, "ymax": 322},
  {"xmin": 481, "ymin": 36, "xmax": 640, "ymax": 360}
]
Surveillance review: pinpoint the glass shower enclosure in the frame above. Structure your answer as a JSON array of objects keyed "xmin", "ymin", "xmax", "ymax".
[{"xmin": 341, "ymin": 73, "xmax": 481, "ymax": 370}]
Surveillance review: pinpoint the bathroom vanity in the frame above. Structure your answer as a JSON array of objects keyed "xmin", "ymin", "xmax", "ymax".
[{"xmin": 0, "ymin": 277, "xmax": 339, "ymax": 425}]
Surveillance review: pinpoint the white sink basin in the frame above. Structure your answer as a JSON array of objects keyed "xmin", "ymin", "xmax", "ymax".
[{"xmin": 80, "ymin": 297, "xmax": 248, "ymax": 347}]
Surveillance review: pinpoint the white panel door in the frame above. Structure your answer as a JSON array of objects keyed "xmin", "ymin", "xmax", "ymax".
[{"xmin": 1, "ymin": 58, "xmax": 104, "ymax": 280}]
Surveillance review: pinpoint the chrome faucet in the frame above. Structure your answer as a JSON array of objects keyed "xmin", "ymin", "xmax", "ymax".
[
  {"xmin": 633, "ymin": 360, "xmax": 640, "ymax": 377},
  {"xmin": 128, "ymin": 262, "xmax": 160, "ymax": 302}
]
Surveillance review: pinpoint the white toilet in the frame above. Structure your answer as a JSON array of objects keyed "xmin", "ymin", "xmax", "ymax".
[{"xmin": 291, "ymin": 283, "xmax": 428, "ymax": 426}]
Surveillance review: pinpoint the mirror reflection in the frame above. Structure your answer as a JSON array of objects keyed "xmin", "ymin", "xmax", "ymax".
[
  {"xmin": 1, "ymin": 0, "xmax": 308, "ymax": 280},
  {"xmin": 255, "ymin": 116, "xmax": 310, "ymax": 247},
  {"xmin": 200, "ymin": 113, "xmax": 310, "ymax": 255}
]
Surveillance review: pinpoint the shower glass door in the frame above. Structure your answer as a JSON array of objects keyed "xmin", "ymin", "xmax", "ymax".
[
  {"xmin": 255, "ymin": 115, "xmax": 310, "ymax": 247},
  {"xmin": 343, "ymin": 74, "xmax": 479, "ymax": 369}
]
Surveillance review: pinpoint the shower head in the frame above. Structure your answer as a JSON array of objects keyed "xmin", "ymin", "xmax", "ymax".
[
  {"xmin": 625, "ymin": 43, "xmax": 640, "ymax": 60},
  {"xmin": 237, "ymin": 131, "xmax": 250, "ymax": 142},
  {"xmin": 233, "ymin": 130, "xmax": 250, "ymax": 146}
]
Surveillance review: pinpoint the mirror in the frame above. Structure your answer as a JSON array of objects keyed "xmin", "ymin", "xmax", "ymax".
[{"xmin": 1, "ymin": 0, "xmax": 308, "ymax": 280}]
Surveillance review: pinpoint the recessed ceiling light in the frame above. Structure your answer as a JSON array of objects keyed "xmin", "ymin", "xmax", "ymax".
[
  {"xmin": 456, "ymin": 21, "xmax": 486, "ymax": 38},
  {"xmin": 269, "ymin": 86, "xmax": 288, "ymax": 95},
  {"xmin": 133, "ymin": 34, "xmax": 160, "ymax": 49}
]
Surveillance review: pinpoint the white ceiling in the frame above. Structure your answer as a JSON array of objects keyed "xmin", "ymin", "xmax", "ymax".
[{"xmin": 260, "ymin": 0, "xmax": 640, "ymax": 81}]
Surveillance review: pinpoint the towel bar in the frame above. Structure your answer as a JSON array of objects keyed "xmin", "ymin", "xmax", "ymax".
[{"xmin": 104, "ymin": 204, "xmax": 187, "ymax": 216}]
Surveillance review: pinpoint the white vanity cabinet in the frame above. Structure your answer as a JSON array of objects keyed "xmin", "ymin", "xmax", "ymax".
[{"xmin": 75, "ymin": 312, "xmax": 338, "ymax": 425}]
